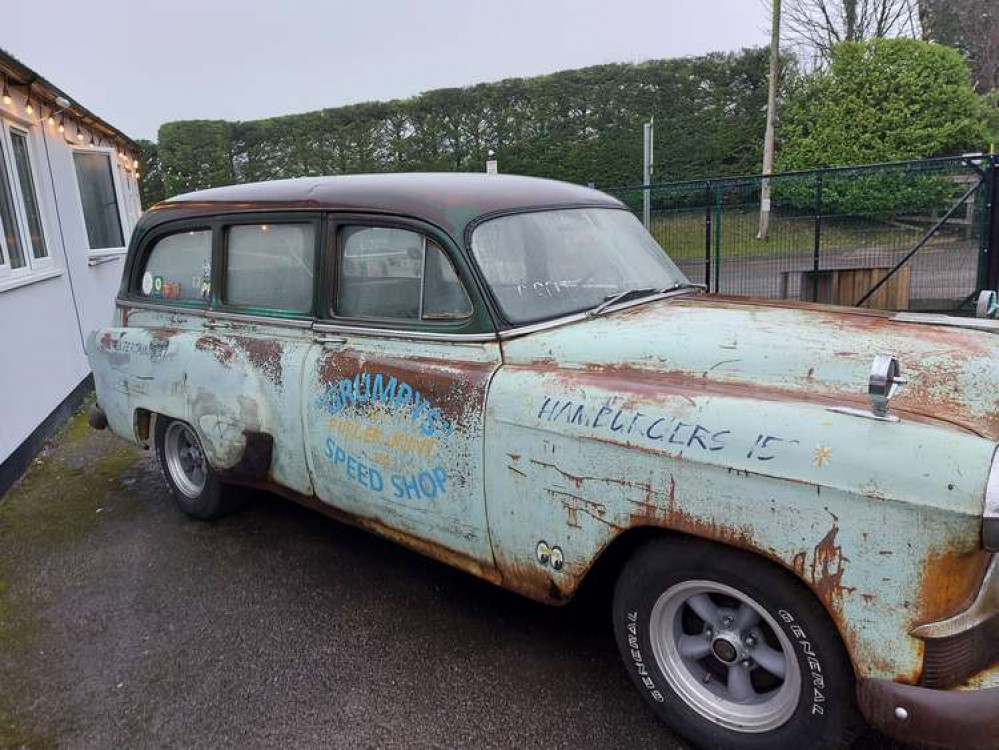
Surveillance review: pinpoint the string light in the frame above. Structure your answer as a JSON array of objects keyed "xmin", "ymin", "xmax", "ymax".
[
  {"xmin": 88, "ymin": 132, "xmax": 95, "ymax": 147},
  {"xmin": 58, "ymin": 115, "xmax": 65, "ymax": 134},
  {"xmin": 47, "ymin": 108, "xmax": 56, "ymax": 127},
  {"xmin": 76, "ymin": 123, "xmax": 84, "ymax": 141},
  {"xmin": 24, "ymin": 89, "xmax": 33, "ymax": 116},
  {"xmin": 1, "ymin": 77, "xmax": 10, "ymax": 106}
]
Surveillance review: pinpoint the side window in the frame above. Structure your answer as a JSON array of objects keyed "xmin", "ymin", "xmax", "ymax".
[
  {"xmin": 225, "ymin": 223, "xmax": 315, "ymax": 313},
  {"xmin": 337, "ymin": 226, "xmax": 471, "ymax": 321},
  {"xmin": 139, "ymin": 229, "xmax": 212, "ymax": 302}
]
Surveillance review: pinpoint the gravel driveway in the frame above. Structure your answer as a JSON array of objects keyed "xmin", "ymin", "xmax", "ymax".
[{"xmin": 0, "ymin": 407, "xmax": 911, "ymax": 749}]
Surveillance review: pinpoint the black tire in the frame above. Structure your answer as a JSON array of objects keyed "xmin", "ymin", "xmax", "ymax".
[
  {"xmin": 154, "ymin": 417, "xmax": 245, "ymax": 520},
  {"xmin": 613, "ymin": 536, "xmax": 862, "ymax": 750}
]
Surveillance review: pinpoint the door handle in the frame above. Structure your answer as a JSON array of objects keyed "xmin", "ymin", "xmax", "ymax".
[
  {"xmin": 204, "ymin": 319, "xmax": 229, "ymax": 330},
  {"xmin": 314, "ymin": 335, "xmax": 347, "ymax": 346}
]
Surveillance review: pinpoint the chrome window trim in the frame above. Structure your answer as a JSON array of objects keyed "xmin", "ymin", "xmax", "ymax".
[
  {"xmin": 120, "ymin": 298, "xmax": 207, "ymax": 317},
  {"xmin": 986, "ymin": 448, "xmax": 999, "ymax": 521},
  {"xmin": 206, "ymin": 310, "xmax": 314, "ymax": 329},
  {"xmin": 892, "ymin": 312, "xmax": 999, "ymax": 332},
  {"xmin": 312, "ymin": 321, "xmax": 497, "ymax": 343},
  {"xmin": 498, "ymin": 289, "xmax": 701, "ymax": 340}
]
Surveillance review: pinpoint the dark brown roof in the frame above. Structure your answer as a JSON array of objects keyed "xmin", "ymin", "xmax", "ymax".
[{"xmin": 153, "ymin": 173, "xmax": 623, "ymax": 238}]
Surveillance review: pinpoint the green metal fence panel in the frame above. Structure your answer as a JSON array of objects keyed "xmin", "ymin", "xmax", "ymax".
[{"xmin": 606, "ymin": 155, "xmax": 994, "ymax": 312}]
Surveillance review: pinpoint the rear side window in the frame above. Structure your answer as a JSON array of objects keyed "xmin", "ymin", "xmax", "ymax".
[
  {"xmin": 225, "ymin": 223, "xmax": 315, "ymax": 313},
  {"xmin": 139, "ymin": 229, "xmax": 212, "ymax": 302},
  {"xmin": 337, "ymin": 226, "xmax": 471, "ymax": 321}
]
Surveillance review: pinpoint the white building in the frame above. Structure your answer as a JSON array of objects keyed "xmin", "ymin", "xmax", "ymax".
[{"xmin": 0, "ymin": 48, "xmax": 142, "ymax": 494}]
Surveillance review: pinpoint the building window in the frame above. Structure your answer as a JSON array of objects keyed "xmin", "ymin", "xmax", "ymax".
[
  {"xmin": 73, "ymin": 151, "xmax": 125, "ymax": 251},
  {"xmin": 0, "ymin": 121, "xmax": 51, "ymax": 279}
]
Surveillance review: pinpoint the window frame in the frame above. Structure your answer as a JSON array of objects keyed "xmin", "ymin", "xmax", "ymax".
[
  {"xmin": 0, "ymin": 115, "xmax": 54, "ymax": 283},
  {"xmin": 71, "ymin": 145, "xmax": 129, "ymax": 259},
  {"xmin": 327, "ymin": 214, "xmax": 476, "ymax": 332},
  {"xmin": 128, "ymin": 221, "xmax": 216, "ymax": 310},
  {"xmin": 216, "ymin": 212, "xmax": 324, "ymax": 319}
]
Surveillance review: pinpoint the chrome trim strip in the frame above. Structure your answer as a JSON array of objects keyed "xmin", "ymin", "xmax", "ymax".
[
  {"xmin": 312, "ymin": 322, "xmax": 497, "ymax": 343},
  {"xmin": 119, "ymin": 299, "xmax": 207, "ymax": 317},
  {"xmin": 912, "ymin": 555, "xmax": 999, "ymax": 640},
  {"xmin": 206, "ymin": 310, "xmax": 314, "ymax": 329},
  {"xmin": 499, "ymin": 289, "xmax": 702, "ymax": 340},
  {"xmin": 826, "ymin": 406, "xmax": 900, "ymax": 423},
  {"xmin": 986, "ymin": 448, "xmax": 999, "ymax": 521},
  {"xmin": 893, "ymin": 312, "xmax": 999, "ymax": 333}
]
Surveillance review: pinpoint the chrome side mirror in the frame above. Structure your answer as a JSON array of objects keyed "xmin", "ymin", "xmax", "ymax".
[
  {"xmin": 869, "ymin": 354, "xmax": 906, "ymax": 419},
  {"xmin": 977, "ymin": 290, "xmax": 998, "ymax": 319}
]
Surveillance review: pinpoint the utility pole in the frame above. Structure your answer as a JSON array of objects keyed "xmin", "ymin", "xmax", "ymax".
[
  {"xmin": 758, "ymin": 0, "xmax": 781, "ymax": 241},
  {"xmin": 643, "ymin": 117, "xmax": 654, "ymax": 229}
]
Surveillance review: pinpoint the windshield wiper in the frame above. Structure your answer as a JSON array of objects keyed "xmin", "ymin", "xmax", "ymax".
[
  {"xmin": 587, "ymin": 282, "xmax": 706, "ymax": 318},
  {"xmin": 587, "ymin": 287, "xmax": 659, "ymax": 317}
]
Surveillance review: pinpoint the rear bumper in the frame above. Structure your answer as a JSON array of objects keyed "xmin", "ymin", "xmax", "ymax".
[{"xmin": 858, "ymin": 678, "xmax": 999, "ymax": 748}]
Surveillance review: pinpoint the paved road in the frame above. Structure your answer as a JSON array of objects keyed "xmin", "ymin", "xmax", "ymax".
[{"xmin": 0, "ymin": 411, "xmax": 906, "ymax": 749}]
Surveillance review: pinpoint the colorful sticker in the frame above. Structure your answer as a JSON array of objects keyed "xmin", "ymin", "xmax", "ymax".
[{"xmin": 141, "ymin": 271, "xmax": 153, "ymax": 295}]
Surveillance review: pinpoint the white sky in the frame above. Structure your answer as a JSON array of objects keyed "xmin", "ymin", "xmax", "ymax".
[{"xmin": 3, "ymin": 0, "xmax": 769, "ymax": 141}]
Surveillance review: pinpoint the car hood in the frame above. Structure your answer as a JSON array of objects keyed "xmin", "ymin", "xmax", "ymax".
[{"xmin": 500, "ymin": 295, "xmax": 999, "ymax": 440}]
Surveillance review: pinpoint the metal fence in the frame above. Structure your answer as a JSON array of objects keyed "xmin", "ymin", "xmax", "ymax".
[{"xmin": 605, "ymin": 155, "xmax": 999, "ymax": 312}]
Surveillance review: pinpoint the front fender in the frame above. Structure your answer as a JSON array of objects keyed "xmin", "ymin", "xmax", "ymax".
[{"xmin": 483, "ymin": 365, "xmax": 994, "ymax": 684}]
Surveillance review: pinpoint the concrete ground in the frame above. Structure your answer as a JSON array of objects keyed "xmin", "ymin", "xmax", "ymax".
[{"xmin": 0, "ymin": 407, "xmax": 911, "ymax": 750}]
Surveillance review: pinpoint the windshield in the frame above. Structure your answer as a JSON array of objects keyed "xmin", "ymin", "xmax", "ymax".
[{"xmin": 470, "ymin": 207, "xmax": 688, "ymax": 324}]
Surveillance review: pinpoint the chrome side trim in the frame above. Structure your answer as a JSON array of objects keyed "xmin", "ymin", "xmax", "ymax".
[
  {"xmin": 119, "ymin": 299, "xmax": 207, "ymax": 317},
  {"xmin": 893, "ymin": 312, "xmax": 999, "ymax": 333},
  {"xmin": 312, "ymin": 322, "xmax": 497, "ymax": 343},
  {"xmin": 826, "ymin": 406, "xmax": 900, "ymax": 423},
  {"xmin": 986, "ymin": 448, "xmax": 999, "ymax": 521},
  {"xmin": 499, "ymin": 289, "xmax": 702, "ymax": 340},
  {"xmin": 912, "ymin": 555, "xmax": 999, "ymax": 640},
  {"xmin": 206, "ymin": 310, "xmax": 314, "ymax": 329}
]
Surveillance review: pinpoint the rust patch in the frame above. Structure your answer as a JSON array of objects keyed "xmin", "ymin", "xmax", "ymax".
[
  {"xmin": 913, "ymin": 547, "xmax": 991, "ymax": 627},
  {"xmin": 195, "ymin": 335, "xmax": 235, "ymax": 366},
  {"xmin": 809, "ymin": 521, "xmax": 855, "ymax": 606},
  {"xmin": 231, "ymin": 336, "xmax": 284, "ymax": 386}
]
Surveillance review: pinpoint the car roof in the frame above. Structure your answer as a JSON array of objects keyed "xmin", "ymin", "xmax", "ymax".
[{"xmin": 145, "ymin": 172, "xmax": 624, "ymax": 239}]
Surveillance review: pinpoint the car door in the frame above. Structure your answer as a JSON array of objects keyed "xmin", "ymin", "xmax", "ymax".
[{"xmin": 302, "ymin": 216, "xmax": 500, "ymax": 571}]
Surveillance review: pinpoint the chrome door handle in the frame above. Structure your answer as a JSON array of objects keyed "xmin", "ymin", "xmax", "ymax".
[
  {"xmin": 204, "ymin": 319, "xmax": 229, "ymax": 330},
  {"xmin": 314, "ymin": 335, "xmax": 347, "ymax": 345}
]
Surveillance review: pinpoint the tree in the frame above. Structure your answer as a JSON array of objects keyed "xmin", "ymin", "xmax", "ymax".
[
  {"xmin": 136, "ymin": 139, "xmax": 164, "ymax": 208},
  {"xmin": 778, "ymin": 39, "xmax": 986, "ymax": 169},
  {"xmin": 152, "ymin": 49, "xmax": 773, "ymax": 198},
  {"xmin": 783, "ymin": 0, "xmax": 919, "ymax": 64},
  {"xmin": 157, "ymin": 120, "xmax": 235, "ymax": 197},
  {"xmin": 776, "ymin": 39, "xmax": 987, "ymax": 213},
  {"xmin": 918, "ymin": 0, "xmax": 998, "ymax": 93}
]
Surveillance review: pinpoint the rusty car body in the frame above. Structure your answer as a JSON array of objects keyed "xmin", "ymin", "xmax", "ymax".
[{"xmin": 87, "ymin": 173, "xmax": 999, "ymax": 749}]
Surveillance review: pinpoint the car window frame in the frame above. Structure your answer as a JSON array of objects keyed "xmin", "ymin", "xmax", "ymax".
[
  {"xmin": 322, "ymin": 213, "xmax": 491, "ymax": 336},
  {"xmin": 216, "ymin": 212, "xmax": 324, "ymax": 320},
  {"xmin": 126, "ymin": 220, "xmax": 216, "ymax": 311}
]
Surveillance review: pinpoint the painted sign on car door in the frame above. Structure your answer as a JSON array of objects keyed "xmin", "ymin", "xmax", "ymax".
[{"xmin": 302, "ymin": 224, "xmax": 500, "ymax": 570}]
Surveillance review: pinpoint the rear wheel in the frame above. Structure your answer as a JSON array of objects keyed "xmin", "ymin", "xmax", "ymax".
[
  {"xmin": 613, "ymin": 536, "xmax": 861, "ymax": 750},
  {"xmin": 155, "ymin": 417, "xmax": 244, "ymax": 519}
]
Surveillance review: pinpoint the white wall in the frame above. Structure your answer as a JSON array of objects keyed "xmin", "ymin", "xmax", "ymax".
[{"xmin": 0, "ymin": 85, "xmax": 141, "ymax": 464}]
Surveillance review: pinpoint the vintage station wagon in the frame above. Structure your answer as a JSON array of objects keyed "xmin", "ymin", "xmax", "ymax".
[{"xmin": 87, "ymin": 173, "xmax": 999, "ymax": 749}]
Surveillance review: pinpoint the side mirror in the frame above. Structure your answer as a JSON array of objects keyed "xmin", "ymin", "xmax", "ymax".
[
  {"xmin": 977, "ymin": 290, "xmax": 998, "ymax": 319},
  {"xmin": 869, "ymin": 354, "xmax": 906, "ymax": 419}
]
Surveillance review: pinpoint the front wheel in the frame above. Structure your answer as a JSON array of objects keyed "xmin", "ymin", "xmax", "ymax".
[
  {"xmin": 155, "ymin": 417, "xmax": 244, "ymax": 519},
  {"xmin": 613, "ymin": 536, "xmax": 861, "ymax": 750}
]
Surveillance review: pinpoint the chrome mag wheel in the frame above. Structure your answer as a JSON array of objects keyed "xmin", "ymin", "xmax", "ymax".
[
  {"xmin": 649, "ymin": 579, "xmax": 801, "ymax": 733},
  {"xmin": 163, "ymin": 421, "xmax": 208, "ymax": 498}
]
